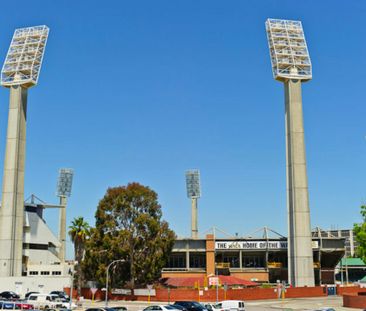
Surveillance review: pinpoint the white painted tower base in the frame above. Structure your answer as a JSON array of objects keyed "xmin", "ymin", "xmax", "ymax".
[
  {"xmin": 0, "ymin": 86, "xmax": 28, "ymax": 277},
  {"xmin": 285, "ymin": 79, "xmax": 315, "ymax": 287}
]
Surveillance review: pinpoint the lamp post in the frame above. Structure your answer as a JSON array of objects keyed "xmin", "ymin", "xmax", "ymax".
[{"xmin": 105, "ymin": 259, "xmax": 125, "ymax": 307}]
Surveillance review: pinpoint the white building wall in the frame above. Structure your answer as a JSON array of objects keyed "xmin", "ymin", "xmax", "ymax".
[{"xmin": 0, "ymin": 276, "xmax": 71, "ymax": 298}]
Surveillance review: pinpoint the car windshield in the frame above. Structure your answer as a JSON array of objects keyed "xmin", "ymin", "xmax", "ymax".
[
  {"xmin": 164, "ymin": 306, "xmax": 178, "ymax": 310},
  {"xmin": 191, "ymin": 303, "xmax": 203, "ymax": 308}
]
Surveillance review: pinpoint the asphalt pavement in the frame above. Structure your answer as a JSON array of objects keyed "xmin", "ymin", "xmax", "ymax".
[{"xmin": 80, "ymin": 296, "xmax": 360, "ymax": 311}]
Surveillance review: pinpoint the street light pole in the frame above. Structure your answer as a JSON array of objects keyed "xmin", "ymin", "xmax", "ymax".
[{"xmin": 105, "ymin": 259, "xmax": 125, "ymax": 307}]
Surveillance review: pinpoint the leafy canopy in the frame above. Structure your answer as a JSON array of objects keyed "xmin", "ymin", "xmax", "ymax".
[
  {"xmin": 83, "ymin": 182, "xmax": 176, "ymax": 288},
  {"xmin": 354, "ymin": 205, "xmax": 366, "ymax": 261}
]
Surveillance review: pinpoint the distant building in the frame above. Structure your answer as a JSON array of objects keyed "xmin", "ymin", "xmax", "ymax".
[
  {"xmin": 23, "ymin": 202, "xmax": 72, "ymax": 277},
  {"xmin": 312, "ymin": 228, "xmax": 358, "ymax": 257}
]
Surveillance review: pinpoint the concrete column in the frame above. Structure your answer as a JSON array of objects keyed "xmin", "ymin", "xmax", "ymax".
[
  {"xmin": 186, "ymin": 251, "xmax": 190, "ymax": 270},
  {"xmin": 285, "ymin": 79, "xmax": 315, "ymax": 287},
  {"xmin": 191, "ymin": 198, "xmax": 198, "ymax": 239},
  {"xmin": 239, "ymin": 250, "xmax": 243, "ymax": 270},
  {"xmin": 349, "ymin": 230, "xmax": 354, "ymax": 257},
  {"xmin": 58, "ymin": 196, "xmax": 67, "ymax": 262},
  {"xmin": 0, "ymin": 86, "xmax": 28, "ymax": 277}
]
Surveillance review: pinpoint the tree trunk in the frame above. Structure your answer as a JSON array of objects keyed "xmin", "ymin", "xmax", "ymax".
[
  {"xmin": 75, "ymin": 239, "xmax": 83, "ymax": 298},
  {"xmin": 130, "ymin": 243, "xmax": 135, "ymax": 297}
]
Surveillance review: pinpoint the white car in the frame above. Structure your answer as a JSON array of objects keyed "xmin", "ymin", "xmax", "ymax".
[
  {"xmin": 217, "ymin": 301, "xmax": 245, "ymax": 311},
  {"xmin": 203, "ymin": 303, "xmax": 229, "ymax": 311},
  {"xmin": 27, "ymin": 294, "xmax": 63, "ymax": 309},
  {"xmin": 48, "ymin": 294, "xmax": 76, "ymax": 309},
  {"xmin": 60, "ymin": 300, "xmax": 77, "ymax": 309},
  {"xmin": 143, "ymin": 305, "xmax": 182, "ymax": 311}
]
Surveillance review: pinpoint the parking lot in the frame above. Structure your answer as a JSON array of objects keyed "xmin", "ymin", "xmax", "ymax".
[{"xmin": 81, "ymin": 296, "xmax": 359, "ymax": 311}]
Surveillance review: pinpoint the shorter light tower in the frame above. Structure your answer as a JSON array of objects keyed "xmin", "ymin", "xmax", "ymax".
[
  {"xmin": 185, "ymin": 170, "xmax": 201, "ymax": 239},
  {"xmin": 266, "ymin": 18, "xmax": 314, "ymax": 287},
  {"xmin": 56, "ymin": 168, "xmax": 74, "ymax": 262}
]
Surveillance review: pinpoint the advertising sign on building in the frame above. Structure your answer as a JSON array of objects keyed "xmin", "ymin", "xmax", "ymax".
[
  {"xmin": 215, "ymin": 241, "xmax": 318, "ymax": 250},
  {"xmin": 209, "ymin": 277, "xmax": 219, "ymax": 286}
]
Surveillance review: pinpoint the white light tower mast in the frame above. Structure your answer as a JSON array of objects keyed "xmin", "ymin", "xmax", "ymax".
[
  {"xmin": 0, "ymin": 25, "xmax": 49, "ymax": 277},
  {"xmin": 56, "ymin": 168, "xmax": 74, "ymax": 262},
  {"xmin": 185, "ymin": 170, "xmax": 201, "ymax": 239},
  {"xmin": 265, "ymin": 18, "xmax": 315, "ymax": 287}
]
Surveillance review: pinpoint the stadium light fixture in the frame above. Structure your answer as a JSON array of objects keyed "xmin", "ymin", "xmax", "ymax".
[
  {"xmin": 266, "ymin": 18, "xmax": 311, "ymax": 81},
  {"xmin": 185, "ymin": 170, "xmax": 201, "ymax": 199},
  {"xmin": 1, "ymin": 25, "xmax": 49, "ymax": 88},
  {"xmin": 57, "ymin": 168, "xmax": 74, "ymax": 198}
]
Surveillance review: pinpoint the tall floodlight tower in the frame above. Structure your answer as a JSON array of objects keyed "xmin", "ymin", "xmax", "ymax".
[
  {"xmin": 265, "ymin": 18, "xmax": 314, "ymax": 287},
  {"xmin": 56, "ymin": 168, "xmax": 74, "ymax": 262},
  {"xmin": 0, "ymin": 26, "xmax": 49, "ymax": 277},
  {"xmin": 185, "ymin": 170, "xmax": 201, "ymax": 239}
]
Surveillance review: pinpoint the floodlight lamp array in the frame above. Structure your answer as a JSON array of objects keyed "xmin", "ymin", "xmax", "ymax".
[
  {"xmin": 266, "ymin": 19, "xmax": 312, "ymax": 81},
  {"xmin": 1, "ymin": 25, "xmax": 49, "ymax": 88},
  {"xmin": 185, "ymin": 170, "xmax": 201, "ymax": 199},
  {"xmin": 57, "ymin": 168, "xmax": 74, "ymax": 197}
]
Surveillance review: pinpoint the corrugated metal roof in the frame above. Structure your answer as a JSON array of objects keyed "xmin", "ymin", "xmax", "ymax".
[{"xmin": 340, "ymin": 258, "xmax": 366, "ymax": 266}]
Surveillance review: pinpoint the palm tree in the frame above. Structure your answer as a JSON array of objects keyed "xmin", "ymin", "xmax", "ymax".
[{"xmin": 69, "ymin": 216, "xmax": 90, "ymax": 297}]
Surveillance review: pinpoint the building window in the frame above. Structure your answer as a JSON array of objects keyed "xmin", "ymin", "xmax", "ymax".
[
  {"xmin": 221, "ymin": 252, "xmax": 240, "ymax": 268},
  {"xmin": 29, "ymin": 271, "xmax": 38, "ymax": 275},
  {"xmin": 41, "ymin": 271, "xmax": 50, "ymax": 275},
  {"xmin": 52, "ymin": 271, "xmax": 62, "ymax": 275},
  {"xmin": 189, "ymin": 252, "xmax": 206, "ymax": 268},
  {"xmin": 167, "ymin": 253, "xmax": 186, "ymax": 268},
  {"xmin": 242, "ymin": 255, "xmax": 265, "ymax": 268}
]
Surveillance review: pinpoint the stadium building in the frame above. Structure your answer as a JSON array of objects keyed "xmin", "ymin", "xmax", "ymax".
[{"xmin": 162, "ymin": 228, "xmax": 345, "ymax": 285}]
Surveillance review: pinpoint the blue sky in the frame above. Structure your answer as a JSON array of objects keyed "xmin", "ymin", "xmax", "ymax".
[{"xmin": 0, "ymin": 1, "xmax": 365, "ymax": 259}]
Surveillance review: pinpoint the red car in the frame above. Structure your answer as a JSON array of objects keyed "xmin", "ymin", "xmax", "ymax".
[{"xmin": 16, "ymin": 303, "xmax": 34, "ymax": 310}]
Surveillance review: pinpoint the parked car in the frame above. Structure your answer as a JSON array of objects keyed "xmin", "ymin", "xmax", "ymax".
[
  {"xmin": 0, "ymin": 292, "xmax": 20, "ymax": 301},
  {"xmin": 85, "ymin": 308, "xmax": 120, "ymax": 311},
  {"xmin": 0, "ymin": 302, "xmax": 19, "ymax": 310},
  {"xmin": 217, "ymin": 301, "xmax": 245, "ymax": 311},
  {"xmin": 59, "ymin": 300, "xmax": 77, "ymax": 309},
  {"xmin": 16, "ymin": 303, "xmax": 34, "ymax": 310},
  {"xmin": 169, "ymin": 305, "xmax": 187, "ymax": 311},
  {"xmin": 49, "ymin": 291, "xmax": 70, "ymax": 301},
  {"xmin": 0, "ymin": 301, "xmax": 33, "ymax": 310},
  {"xmin": 111, "ymin": 307, "xmax": 127, "ymax": 311},
  {"xmin": 24, "ymin": 292, "xmax": 39, "ymax": 300},
  {"xmin": 203, "ymin": 304, "xmax": 228, "ymax": 311},
  {"xmin": 46, "ymin": 294, "xmax": 76, "ymax": 309},
  {"xmin": 143, "ymin": 306, "xmax": 182, "ymax": 311},
  {"xmin": 27, "ymin": 294, "xmax": 63, "ymax": 309},
  {"xmin": 174, "ymin": 302, "xmax": 208, "ymax": 311}
]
